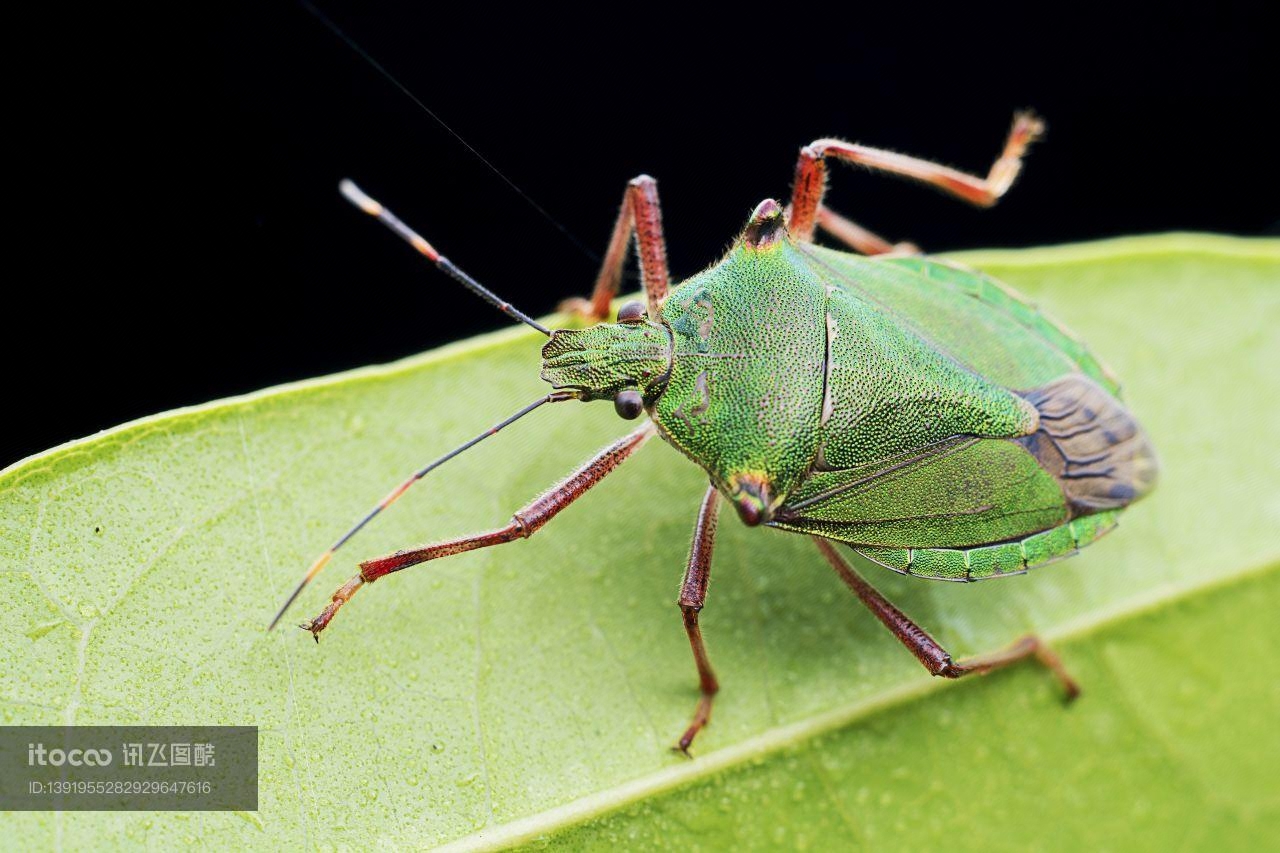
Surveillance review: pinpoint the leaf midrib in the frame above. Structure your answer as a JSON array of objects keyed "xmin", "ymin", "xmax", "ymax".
[{"xmin": 438, "ymin": 554, "xmax": 1280, "ymax": 852}]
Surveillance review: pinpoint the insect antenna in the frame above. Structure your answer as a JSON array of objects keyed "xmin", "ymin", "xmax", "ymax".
[
  {"xmin": 267, "ymin": 390, "xmax": 577, "ymax": 630},
  {"xmin": 299, "ymin": 0, "xmax": 600, "ymax": 264},
  {"xmin": 339, "ymin": 180, "xmax": 552, "ymax": 335}
]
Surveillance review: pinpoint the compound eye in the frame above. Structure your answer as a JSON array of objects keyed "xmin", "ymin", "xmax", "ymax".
[
  {"xmin": 616, "ymin": 301, "xmax": 647, "ymax": 323},
  {"xmin": 614, "ymin": 389, "xmax": 644, "ymax": 420}
]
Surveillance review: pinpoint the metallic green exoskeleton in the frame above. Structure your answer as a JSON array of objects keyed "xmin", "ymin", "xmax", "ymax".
[
  {"xmin": 541, "ymin": 202, "xmax": 1158, "ymax": 582},
  {"xmin": 287, "ymin": 116, "xmax": 1159, "ymax": 754}
]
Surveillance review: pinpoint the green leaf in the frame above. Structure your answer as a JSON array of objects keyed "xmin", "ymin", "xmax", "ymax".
[{"xmin": 2, "ymin": 234, "xmax": 1277, "ymax": 850}]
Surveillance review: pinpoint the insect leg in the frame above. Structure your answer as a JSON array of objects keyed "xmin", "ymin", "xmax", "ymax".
[
  {"xmin": 674, "ymin": 484, "xmax": 722, "ymax": 756},
  {"xmin": 813, "ymin": 538, "xmax": 1080, "ymax": 700},
  {"xmin": 815, "ymin": 207, "xmax": 920, "ymax": 256},
  {"xmin": 788, "ymin": 111, "xmax": 1045, "ymax": 243},
  {"xmin": 562, "ymin": 176, "xmax": 671, "ymax": 322},
  {"xmin": 300, "ymin": 422, "xmax": 655, "ymax": 639}
]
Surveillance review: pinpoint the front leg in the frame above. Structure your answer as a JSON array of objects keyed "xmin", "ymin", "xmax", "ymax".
[
  {"xmin": 302, "ymin": 423, "xmax": 655, "ymax": 638},
  {"xmin": 674, "ymin": 484, "xmax": 722, "ymax": 755}
]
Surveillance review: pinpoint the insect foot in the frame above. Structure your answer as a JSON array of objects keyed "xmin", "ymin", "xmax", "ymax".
[
  {"xmin": 672, "ymin": 673, "xmax": 718, "ymax": 759},
  {"xmin": 987, "ymin": 111, "xmax": 1047, "ymax": 198},
  {"xmin": 941, "ymin": 634, "xmax": 1081, "ymax": 703},
  {"xmin": 672, "ymin": 708, "xmax": 713, "ymax": 759},
  {"xmin": 299, "ymin": 574, "xmax": 365, "ymax": 642},
  {"xmin": 671, "ymin": 741, "xmax": 696, "ymax": 759}
]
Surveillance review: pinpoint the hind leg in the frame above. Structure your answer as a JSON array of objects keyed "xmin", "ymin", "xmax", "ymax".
[{"xmin": 813, "ymin": 537, "xmax": 1079, "ymax": 699}]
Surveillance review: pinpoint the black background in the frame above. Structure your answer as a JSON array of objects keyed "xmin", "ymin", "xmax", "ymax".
[{"xmin": 5, "ymin": 2, "xmax": 1275, "ymax": 468}]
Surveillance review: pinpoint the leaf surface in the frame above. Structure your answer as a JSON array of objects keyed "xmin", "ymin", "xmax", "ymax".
[{"xmin": 1, "ymin": 234, "xmax": 1277, "ymax": 849}]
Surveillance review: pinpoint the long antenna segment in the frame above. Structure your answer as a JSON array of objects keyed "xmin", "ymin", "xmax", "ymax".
[
  {"xmin": 339, "ymin": 179, "xmax": 551, "ymax": 336},
  {"xmin": 299, "ymin": 0, "xmax": 600, "ymax": 263}
]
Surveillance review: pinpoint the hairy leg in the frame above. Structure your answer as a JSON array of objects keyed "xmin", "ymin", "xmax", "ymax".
[
  {"xmin": 789, "ymin": 112, "xmax": 1044, "ymax": 244},
  {"xmin": 563, "ymin": 176, "xmax": 671, "ymax": 321},
  {"xmin": 301, "ymin": 423, "xmax": 655, "ymax": 638},
  {"xmin": 813, "ymin": 537, "xmax": 1079, "ymax": 699},
  {"xmin": 675, "ymin": 485, "xmax": 722, "ymax": 755}
]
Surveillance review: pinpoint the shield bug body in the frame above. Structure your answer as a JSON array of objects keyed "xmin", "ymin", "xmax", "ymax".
[{"xmin": 271, "ymin": 113, "xmax": 1157, "ymax": 753}]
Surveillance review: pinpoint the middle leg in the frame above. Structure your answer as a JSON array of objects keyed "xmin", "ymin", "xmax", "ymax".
[
  {"xmin": 816, "ymin": 206, "xmax": 921, "ymax": 256},
  {"xmin": 674, "ymin": 484, "xmax": 723, "ymax": 755},
  {"xmin": 788, "ymin": 111, "xmax": 1045, "ymax": 245}
]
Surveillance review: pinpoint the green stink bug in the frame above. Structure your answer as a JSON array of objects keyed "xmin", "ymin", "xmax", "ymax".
[{"xmin": 270, "ymin": 113, "xmax": 1157, "ymax": 754}]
